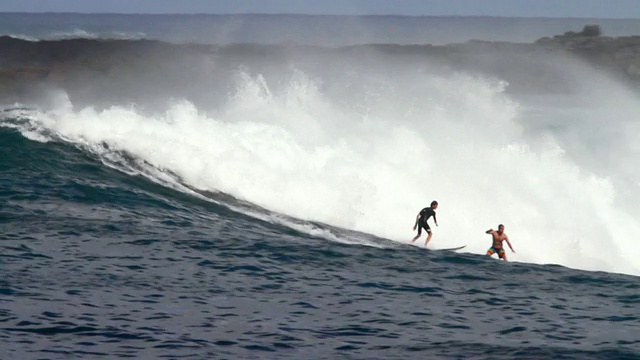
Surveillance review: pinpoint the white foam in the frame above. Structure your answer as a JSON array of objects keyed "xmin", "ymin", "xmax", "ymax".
[
  {"xmin": 49, "ymin": 29, "xmax": 99, "ymax": 40},
  {"xmin": 5, "ymin": 67, "xmax": 640, "ymax": 276},
  {"xmin": 6, "ymin": 34, "xmax": 39, "ymax": 42}
]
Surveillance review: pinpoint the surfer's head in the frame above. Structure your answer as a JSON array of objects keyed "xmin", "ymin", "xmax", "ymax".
[
  {"xmin": 498, "ymin": 224, "xmax": 505, "ymax": 233},
  {"xmin": 431, "ymin": 200, "xmax": 438, "ymax": 209}
]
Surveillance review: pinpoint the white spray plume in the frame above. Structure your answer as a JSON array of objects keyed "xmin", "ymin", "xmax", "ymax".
[{"xmin": 7, "ymin": 67, "xmax": 640, "ymax": 276}]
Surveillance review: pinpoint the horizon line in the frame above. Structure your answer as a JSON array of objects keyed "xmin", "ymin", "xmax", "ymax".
[{"xmin": 0, "ymin": 11, "xmax": 638, "ymax": 20}]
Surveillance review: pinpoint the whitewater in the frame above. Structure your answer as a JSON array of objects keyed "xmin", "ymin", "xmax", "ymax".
[{"xmin": 6, "ymin": 60, "xmax": 640, "ymax": 276}]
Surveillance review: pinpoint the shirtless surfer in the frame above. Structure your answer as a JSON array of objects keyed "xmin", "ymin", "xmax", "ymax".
[
  {"xmin": 411, "ymin": 201, "xmax": 438, "ymax": 247},
  {"xmin": 485, "ymin": 224, "xmax": 515, "ymax": 261}
]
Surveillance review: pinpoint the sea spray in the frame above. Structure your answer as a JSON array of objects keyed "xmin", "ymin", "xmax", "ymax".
[{"xmin": 3, "ymin": 66, "xmax": 640, "ymax": 275}]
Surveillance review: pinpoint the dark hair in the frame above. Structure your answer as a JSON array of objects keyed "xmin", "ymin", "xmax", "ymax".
[
  {"xmin": 498, "ymin": 224, "xmax": 504, "ymax": 228},
  {"xmin": 431, "ymin": 200, "xmax": 438, "ymax": 206}
]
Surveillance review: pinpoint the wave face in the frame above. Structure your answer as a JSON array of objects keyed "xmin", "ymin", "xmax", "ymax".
[{"xmin": 3, "ymin": 51, "xmax": 640, "ymax": 276}]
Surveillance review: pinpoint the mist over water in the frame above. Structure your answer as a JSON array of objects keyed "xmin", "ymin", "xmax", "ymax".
[{"xmin": 6, "ymin": 45, "xmax": 640, "ymax": 277}]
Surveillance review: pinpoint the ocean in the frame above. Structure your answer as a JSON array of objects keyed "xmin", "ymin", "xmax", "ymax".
[{"xmin": 1, "ymin": 13, "xmax": 639, "ymax": 359}]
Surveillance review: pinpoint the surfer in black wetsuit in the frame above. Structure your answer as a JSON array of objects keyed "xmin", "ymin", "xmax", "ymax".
[{"xmin": 411, "ymin": 200, "xmax": 438, "ymax": 247}]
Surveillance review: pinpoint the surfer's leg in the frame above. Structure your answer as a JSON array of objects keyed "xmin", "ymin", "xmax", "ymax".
[
  {"xmin": 499, "ymin": 249, "xmax": 507, "ymax": 261},
  {"xmin": 424, "ymin": 226, "xmax": 432, "ymax": 246},
  {"xmin": 411, "ymin": 226, "xmax": 422, "ymax": 242}
]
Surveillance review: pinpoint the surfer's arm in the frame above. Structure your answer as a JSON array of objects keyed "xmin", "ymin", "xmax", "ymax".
[
  {"xmin": 413, "ymin": 214, "xmax": 420, "ymax": 229},
  {"xmin": 505, "ymin": 236, "xmax": 515, "ymax": 253},
  {"xmin": 434, "ymin": 213, "xmax": 438, "ymax": 226},
  {"xmin": 485, "ymin": 229, "xmax": 494, "ymax": 234}
]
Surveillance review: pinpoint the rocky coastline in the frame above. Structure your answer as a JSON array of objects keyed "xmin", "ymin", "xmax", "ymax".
[{"xmin": 1, "ymin": 25, "xmax": 640, "ymax": 105}]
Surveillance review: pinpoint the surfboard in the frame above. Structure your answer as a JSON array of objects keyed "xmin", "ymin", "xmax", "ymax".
[{"xmin": 436, "ymin": 245, "xmax": 467, "ymax": 251}]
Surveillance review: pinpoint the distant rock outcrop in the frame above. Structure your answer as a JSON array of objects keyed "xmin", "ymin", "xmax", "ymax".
[{"xmin": 534, "ymin": 25, "xmax": 640, "ymax": 80}]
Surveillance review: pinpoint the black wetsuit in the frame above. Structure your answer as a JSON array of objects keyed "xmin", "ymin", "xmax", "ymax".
[{"xmin": 416, "ymin": 207, "xmax": 436, "ymax": 236}]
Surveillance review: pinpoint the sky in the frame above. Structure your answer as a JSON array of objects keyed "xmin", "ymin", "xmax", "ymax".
[{"xmin": 1, "ymin": 0, "xmax": 640, "ymax": 18}]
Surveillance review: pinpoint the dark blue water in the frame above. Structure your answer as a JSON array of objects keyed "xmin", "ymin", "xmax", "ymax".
[{"xmin": 1, "ymin": 122, "xmax": 639, "ymax": 359}]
